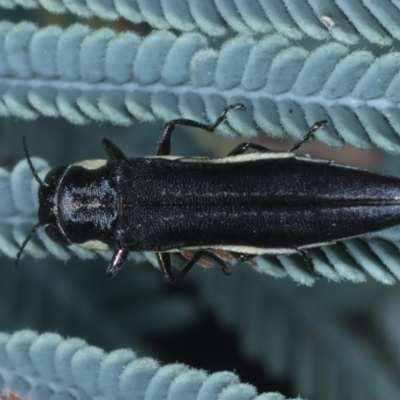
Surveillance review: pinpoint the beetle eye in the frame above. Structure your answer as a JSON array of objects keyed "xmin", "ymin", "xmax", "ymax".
[{"xmin": 45, "ymin": 225, "xmax": 69, "ymax": 246}]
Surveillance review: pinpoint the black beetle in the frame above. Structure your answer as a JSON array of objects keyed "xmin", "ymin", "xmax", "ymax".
[{"xmin": 16, "ymin": 104, "xmax": 400, "ymax": 283}]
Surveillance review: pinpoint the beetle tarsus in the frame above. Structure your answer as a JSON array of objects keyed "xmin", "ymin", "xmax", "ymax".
[
  {"xmin": 288, "ymin": 120, "xmax": 328, "ymax": 152},
  {"xmin": 157, "ymin": 252, "xmax": 176, "ymax": 284},
  {"xmin": 107, "ymin": 249, "xmax": 129, "ymax": 277},
  {"xmin": 156, "ymin": 103, "xmax": 246, "ymax": 156},
  {"xmin": 188, "ymin": 250, "xmax": 231, "ymax": 276},
  {"xmin": 199, "ymin": 251, "xmax": 231, "ymax": 276},
  {"xmin": 102, "ymin": 138, "xmax": 127, "ymax": 160},
  {"xmin": 211, "ymin": 104, "xmax": 246, "ymax": 130},
  {"xmin": 227, "ymin": 120, "xmax": 328, "ymax": 156}
]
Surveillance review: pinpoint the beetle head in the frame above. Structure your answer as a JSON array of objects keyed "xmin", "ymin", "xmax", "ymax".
[
  {"xmin": 38, "ymin": 166, "xmax": 65, "ymax": 226},
  {"xmin": 15, "ymin": 137, "xmax": 69, "ymax": 269},
  {"xmin": 38, "ymin": 166, "xmax": 70, "ymax": 245}
]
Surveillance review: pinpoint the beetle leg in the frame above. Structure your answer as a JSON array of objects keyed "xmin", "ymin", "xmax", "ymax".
[
  {"xmin": 156, "ymin": 104, "xmax": 246, "ymax": 155},
  {"xmin": 157, "ymin": 252, "xmax": 200, "ymax": 284},
  {"xmin": 201, "ymin": 251, "xmax": 231, "ymax": 275},
  {"xmin": 288, "ymin": 120, "xmax": 328, "ymax": 152},
  {"xmin": 106, "ymin": 249, "xmax": 130, "ymax": 277},
  {"xmin": 157, "ymin": 252, "xmax": 175, "ymax": 283},
  {"xmin": 101, "ymin": 138, "xmax": 127, "ymax": 160},
  {"xmin": 157, "ymin": 250, "xmax": 231, "ymax": 284},
  {"xmin": 158, "ymin": 251, "xmax": 218, "ymax": 284},
  {"xmin": 227, "ymin": 120, "xmax": 328, "ymax": 155},
  {"xmin": 227, "ymin": 142, "xmax": 271, "ymax": 156}
]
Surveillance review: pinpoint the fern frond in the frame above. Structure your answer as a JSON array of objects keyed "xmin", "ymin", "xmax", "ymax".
[
  {"xmin": 0, "ymin": 330, "xmax": 303, "ymax": 400},
  {"xmin": 193, "ymin": 265, "xmax": 400, "ymax": 400},
  {"xmin": 0, "ymin": 158, "xmax": 46, "ymax": 259},
  {"xmin": 2, "ymin": 24, "xmax": 400, "ymax": 151},
  {"xmin": 2, "ymin": 0, "xmax": 400, "ymax": 45},
  {"xmin": 256, "ymin": 228, "xmax": 400, "ymax": 286}
]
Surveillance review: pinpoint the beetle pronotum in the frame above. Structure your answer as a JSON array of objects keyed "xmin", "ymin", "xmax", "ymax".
[{"xmin": 16, "ymin": 104, "xmax": 400, "ymax": 283}]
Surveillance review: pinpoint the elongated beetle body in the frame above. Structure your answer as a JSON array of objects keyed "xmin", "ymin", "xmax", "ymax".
[{"xmin": 17, "ymin": 104, "xmax": 400, "ymax": 283}]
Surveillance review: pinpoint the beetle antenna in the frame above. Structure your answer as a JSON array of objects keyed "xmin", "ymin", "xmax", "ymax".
[
  {"xmin": 14, "ymin": 222, "xmax": 42, "ymax": 269},
  {"xmin": 23, "ymin": 135, "xmax": 47, "ymax": 186}
]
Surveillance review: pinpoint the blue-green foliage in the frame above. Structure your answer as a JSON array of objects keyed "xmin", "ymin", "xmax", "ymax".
[
  {"xmin": 2, "ymin": 20, "xmax": 400, "ymax": 150},
  {"xmin": 0, "ymin": 330, "xmax": 301, "ymax": 400},
  {"xmin": 3, "ymin": 0, "xmax": 400, "ymax": 45},
  {"xmin": 1, "ymin": 2, "xmax": 400, "ymax": 400},
  {"xmin": 193, "ymin": 265, "xmax": 400, "ymax": 400}
]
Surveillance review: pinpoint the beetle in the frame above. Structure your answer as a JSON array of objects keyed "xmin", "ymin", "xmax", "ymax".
[{"xmin": 15, "ymin": 104, "xmax": 400, "ymax": 283}]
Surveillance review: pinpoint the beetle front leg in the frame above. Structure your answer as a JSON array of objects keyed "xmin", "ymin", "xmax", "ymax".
[
  {"xmin": 156, "ymin": 104, "xmax": 246, "ymax": 156},
  {"xmin": 288, "ymin": 120, "xmax": 328, "ymax": 152},
  {"xmin": 101, "ymin": 138, "xmax": 127, "ymax": 160},
  {"xmin": 107, "ymin": 249, "xmax": 130, "ymax": 277}
]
